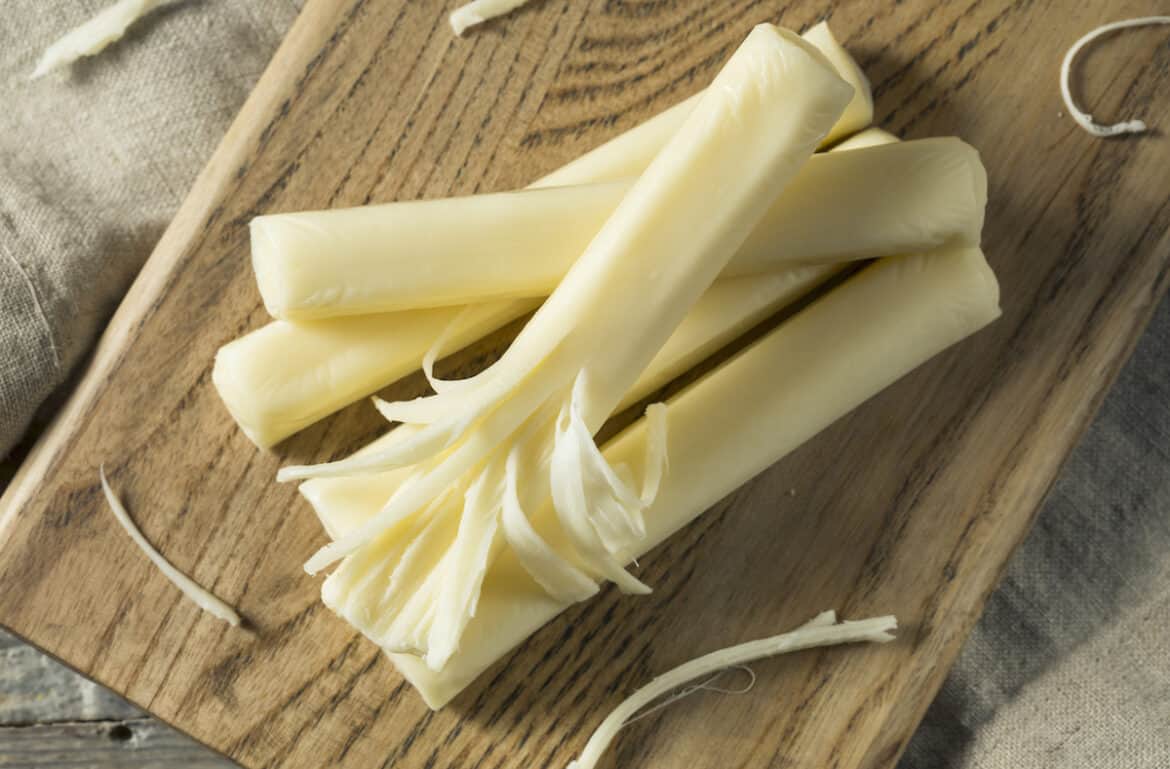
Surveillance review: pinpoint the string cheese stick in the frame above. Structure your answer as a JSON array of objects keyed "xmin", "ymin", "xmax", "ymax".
[
  {"xmin": 31, "ymin": 0, "xmax": 170, "ymax": 79},
  {"xmin": 213, "ymin": 22, "xmax": 870, "ymax": 448},
  {"xmin": 307, "ymin": 245, "xmax": 1000, "ymax": 708},
  {"xmin": 566, "ymin": 612, "xmax": 898, "ymax": 769},
  {"xmin": 534, "ymin": 22, "xmax": 872, "ymax": 187},
  {"xmin": 253, "ymin": 138, "xmax": 985, "ymax": 317},
  {"xmin": 99, "ymin": 468, "xmax": 241, "ymax": 627}
]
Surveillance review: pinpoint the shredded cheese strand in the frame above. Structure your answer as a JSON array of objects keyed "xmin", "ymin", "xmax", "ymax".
[
  {"xmin": 99, "ymin": 467, "xmax": 241, "ymax": 627},
  {"xmin": 420, "ymin": 305, "xmax": 484, "ymax": 394},
  {"xmin": 32, "ymin": 0, "xmax": 169, "ymax": 79},
  {"xmin": 567, "ymin": 612, "xmax": 897, "ymax": 769},
  {"xmin": 449, "ymin": 0, "xmax": 534, "ymax": 36},
  {"xmin": 1060, "ymin": 16, "xmax": 1170, "ymax": 137},
  {"xmin": 638, "ymin": 403, "xmax": 669, "ymax": 507},
  {"xmin": 298, "ymin": 356, "xmax": 571, "ymax": 573},
  {"xmin": 425, "ymin": 467, "xmax": 503, "ymax": 669},
  {"xmin": 501, "ymin": 442, "xmax": 599, "ymax": 603},
  {"xmin": 620, "ymin": 665, "xmax": 757, "ymax": 729},
  {"xmin": 549, "ymin": 400, "xmax": 651, "ymax": 594}
]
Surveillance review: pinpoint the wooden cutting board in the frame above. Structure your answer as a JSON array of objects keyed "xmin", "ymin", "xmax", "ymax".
[{"xmin": 2, "ymin": 1, "xmax": 1168, "ymax": 767}]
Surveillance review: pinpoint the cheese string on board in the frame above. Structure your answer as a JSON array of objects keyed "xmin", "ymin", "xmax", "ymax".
[
  {"xmin": 1060, "ymin": 16, "xmax": 1170, "ymax": 137},
  {"xmin": 566, "ymin": 612, "xmax": 897, "ymax": 769},
  {"xmin": 32, "ymin": 0, "xmax": 171, "ymax": 79},
  {"xmin": 99, "ymin": 467, "xmax": 242, "ymax": 627},
  {"xmin": 449, "ymin": 0, "xmax": 534, "ymax": 36},
  {"xmin": 618, "ymin": 666, "xmax": 756, "ymax": 729}
]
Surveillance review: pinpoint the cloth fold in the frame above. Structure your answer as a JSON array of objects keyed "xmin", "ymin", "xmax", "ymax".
[
  {"xmin": 1, "ymin": 3, "xmax": 1166, "ymax": 767},
  {"xmin": 0, "ymin": 0, "xmax": 300, "ymax": 457}
]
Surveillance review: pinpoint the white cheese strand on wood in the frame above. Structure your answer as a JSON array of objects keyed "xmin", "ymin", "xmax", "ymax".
[
  {"xmin": 1060, "ymin": 16, "xmax": 1170, "ymax": 137},
  {"xmin": 99, "ymin": 467, "xmax": 241, "ymax": 627},
  {"xmin": 32, "ymin": 0, "xmax": 170, "ymax": 79},
  {"xmin": 449, "ymin": 0, "xmax": 534, "ymax": 36},
  {"xmin": 567, "ymin": 612, "xmax": 897, "ymax": 769},
  {"xmin": 501, "ymin": 442, "xmax": 600, "ymax": 603}
]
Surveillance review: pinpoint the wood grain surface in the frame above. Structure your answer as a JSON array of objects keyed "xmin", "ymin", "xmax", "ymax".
[{"xmin": 2, "ymin": 1, "xmax": 1169, "ymax": 768}]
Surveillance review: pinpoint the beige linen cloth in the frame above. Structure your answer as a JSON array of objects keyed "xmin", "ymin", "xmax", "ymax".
[{"xmin": 1, "ymin": 2, "xmax": 1166, "ymax": 766}]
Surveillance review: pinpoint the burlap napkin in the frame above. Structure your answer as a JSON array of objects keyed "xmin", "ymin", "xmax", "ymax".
[
  {"xmin": 0, "ymin": 0, "xmax": 300, "ymax": 458},
  {"xmin": 1, "ymin": 2, "xmax": 1166, "ymax": 766}
]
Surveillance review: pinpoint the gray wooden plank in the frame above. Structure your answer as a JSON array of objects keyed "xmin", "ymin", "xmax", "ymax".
[
  {"xmin": 0, "ymin": 718, "xmax": 234, "ymax": 767},
  {"xmin": 0, "ymin": 630, "xmax": 140, "ymax": 725}
]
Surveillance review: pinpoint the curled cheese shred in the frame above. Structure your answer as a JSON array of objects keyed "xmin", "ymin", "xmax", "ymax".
[
  {"xmin": 449, "ymin": 0, "xmax": 534, "ymax": 36},
  {"xmin": 502, "ymin": 439, "xmax": 599, "ymax": 603},
  {"xmin": 424, "ymin": 467, "xmax": 504, "ymax": 670},
  {"xmin": 1060, "ymin": 16, "xmax": 1170, "ymax": 137},
  {"xmin": 99, "ymin": 467, "xmax": 241, "ymax": 627},
  {"xmin": 638, "ymin": 403, "xmax": 669, "ymax": 507},
  {"xmin": 549, "ymin": 375, "xmax": 651, "ymax": 594},
  {"xmin": 567, "ymin": 611, "xmax": 897, "ymax": 769},
  {"xmin": 32, "ymin": 0, "xmax": 169, "ymax": 79},
  {"xmin": 420, "ymin": 305, "xmax": 486, "ymax": 395}
]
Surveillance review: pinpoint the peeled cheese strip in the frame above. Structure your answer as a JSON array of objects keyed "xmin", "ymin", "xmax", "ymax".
[
  {"xmin": 214, "ymin": 269, "xmax": 836, "ymax": 449},
  {"xmin": 253, "ymin": 138, "xmax": 985, "ymax": 317},
  {"xmin": 534, "ymin": 21, "xmax": 872, "ymax": 187},
  {"xmin": 32, "ymin": 0, "xmax": 168, "ymax": 79},
  {"xmin": 100, "ymin": 468, "xmax": 241, "ymax": 627},
  {"xmin": 566, "ymin": 611, "xmax": 897, "ymax": 769},
  {"xmin": 1059, "ymin": 16, "xmax": 1170, "ymax": 138},
  {"xmin": 308, "ymin": 246, "xmax": 999, "ymax": 708},
  {"xmin": 449, "ymin": 0, "xmax": 533, "ymax": 36},
  {"xmin": 213, "ymin": 21, "xmax": 869, "ymax": 447}
]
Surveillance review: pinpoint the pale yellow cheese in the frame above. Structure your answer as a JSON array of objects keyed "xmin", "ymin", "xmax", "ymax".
[
  {"xmin": 289, "ymin": 24, "xmax": 854, "ymax": 586},
  {"xmin": 252, "ymin": 138, "xmax": 985, "ymax": 317},
  {"xmin": 312, "ymin": 246, "xmax": 1000, "ymax": 708},
  {"xmin": 252, "ymin": 21, "xmax": 879, "ymax": 322},
  {"xmin": 533, "ymin": 21, "xmax": 872, "ymax": 188},
  {"xmin": 212, "ymin": 300, "xmax": 536, "ymax": 448},
  {"xmin": 832, "ymin": 126, "xmax": 900, "ymax": 150},
  {"xmin": 291, "ymin": 26, "xmax": 857, "ymax": 673}
]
